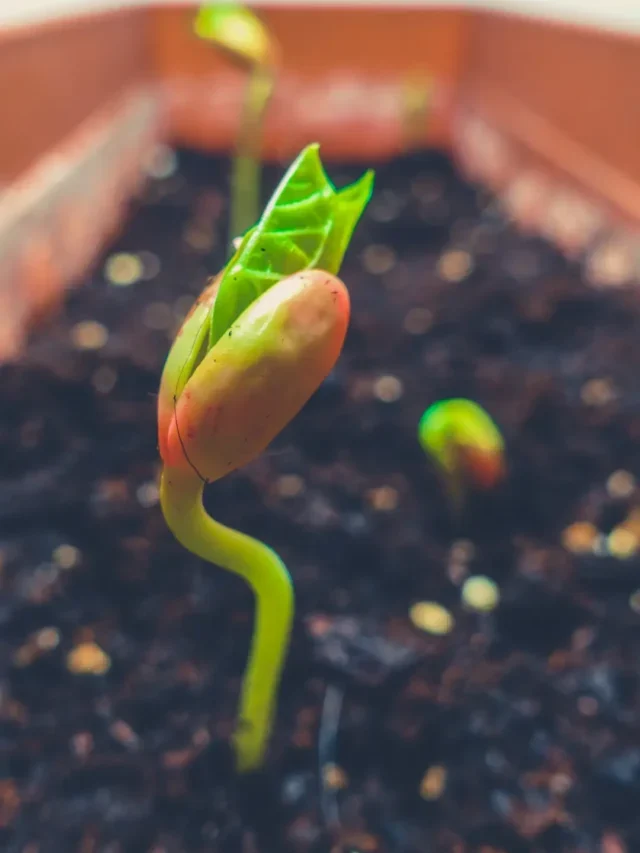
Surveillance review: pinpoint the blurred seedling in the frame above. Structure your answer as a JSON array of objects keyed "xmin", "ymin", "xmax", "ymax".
[
  {"xmin": 194, "ymin": 3, "xmax": 278, "ymax": 249},
  {"xmin": 418, "ymin": 398, "xmax": 506, "ymax": 517}
]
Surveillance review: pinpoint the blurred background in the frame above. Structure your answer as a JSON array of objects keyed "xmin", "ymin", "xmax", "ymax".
[{"xmin": 1, "ymin": 3, "xmax": 640, "ymax": 853}]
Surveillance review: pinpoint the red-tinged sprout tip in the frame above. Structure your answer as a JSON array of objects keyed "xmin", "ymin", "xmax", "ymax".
[
  {"xmin": 418, "ymin": 398, "xmax": 506, "ymax": 492},
  {"xmin": 458, "ymin": 442, "xmax": 506, "ymax": 491},
  {"xmin": 159, "ymin": 270, "xmax": 349, "ymax": 483}
]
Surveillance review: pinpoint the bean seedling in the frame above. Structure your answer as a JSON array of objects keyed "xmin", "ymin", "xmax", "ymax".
[
  {"xmin": 418, "ymin": 398, "xmax": 506, "ymax": 514},
  {"xmin": 158, "ymin": 143, "xmax": 374, "ymax": 772}
]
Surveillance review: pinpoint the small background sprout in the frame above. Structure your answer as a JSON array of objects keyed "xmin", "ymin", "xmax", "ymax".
[
  {"xmin": 194, "ymin": 3, "xmax": 278, "ymax": 247},
  {"xmin": 418, "ymin": 398, "xmax": 506, "ymax": 514}
]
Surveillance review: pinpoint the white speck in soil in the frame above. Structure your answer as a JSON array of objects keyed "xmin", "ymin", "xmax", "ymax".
[
  {"xmin": 373, "ymin": 375, "xmax": 403, "ymax": 403},
  {"xmin": 136, "ymin": 481, "xmax": 159, "ymax": 508},
  {"xmin": 71, "ymin": 320, "xmax": 108, "ymax": 350},
  {"xmin": 362, "ymin": 244, "xmax": 397, "ymax": 275},
  {"xmin": 104, "ymin": 253, "xmax": 144, "ymax": 287},
  {"xmin": 403, "ymin": 307, "xmax": 432, "ymax": 335}
]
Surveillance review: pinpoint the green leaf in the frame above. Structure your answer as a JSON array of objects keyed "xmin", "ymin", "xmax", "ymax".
[{"xmin": 209, "ymin": 143, "xmax": 374, "ymax": 347}]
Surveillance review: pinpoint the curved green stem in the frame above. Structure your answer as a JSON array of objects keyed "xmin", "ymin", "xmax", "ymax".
[{"xmin": 160, "ymin": 465, "xmax": 294, "ymax": 773}]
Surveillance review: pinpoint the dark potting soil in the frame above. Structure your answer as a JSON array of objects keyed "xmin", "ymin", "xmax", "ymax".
[{"xmin": 2, "ymin": 147, "xmax": 640, "ymax": 853}]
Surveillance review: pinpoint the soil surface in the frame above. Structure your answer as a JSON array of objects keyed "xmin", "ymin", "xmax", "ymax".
[{"xmin": 2, "ymin": 149, "xmax": 640, "ymax": 853}]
